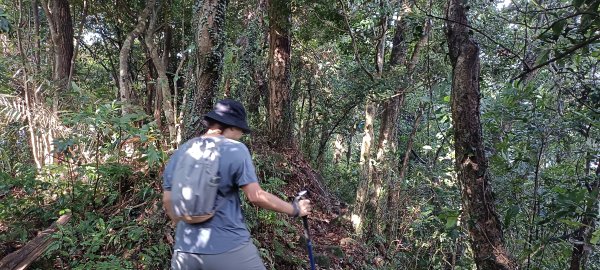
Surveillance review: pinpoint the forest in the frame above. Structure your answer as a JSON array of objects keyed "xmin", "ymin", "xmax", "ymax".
[{"xmin": 0, "ymin": 0, "xmax": 599, "ymax": 269}]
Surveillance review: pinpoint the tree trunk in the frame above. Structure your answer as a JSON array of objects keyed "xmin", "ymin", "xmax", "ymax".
[
  {"xmin": 407, "ymin": 19, "xmax": 431, "ymax": 74},
  {"xmin": 16, "ymin": 0, "xmax": 41, "ymax": 169},
  {"xmin": 333, "ymin": 134, "xmax": 345, "ymax": 164},
  {"xmin": 389, "ymin": 14, "xmax": 406, "ymax": 67},
  {"xmin": 182, "ymin": 0, "xmax": 228, "ymax": 141},
  {"xmin": 446, "ymin": 0, "xmax": 516, "ymax": 269},
  {"xmin": 41, "ymin": 0, "xmax": 73, "ymax": 101},
  {"xmin": 267, "ymin": 0, "xmax": 293, "ymax": 147},
  {"xmin": 352, "ymin": 100, "xmax": 376, "ymax": 235},
  {"xmin": 240, "ymin": 0, "xmax": 268, "ymax": 118},
  {"xmin": 145, "ymin": 4, "xmax": 176, "ymax": 143},
  {"xmin": 385, "ymin": 105, "xmax": 420, "ymax": 242},
  {"xmin": 32, "ymin": 0, "xmax": 41, "ymax": 72},
  {"xmin": 352, "ymin": 0, "xmax": 389, "ymax": 236},
  {"xmin": 569, "ymin": 130, "xmax": 599, "ymax": 270},
  {"xmin": 118, "ymin": 0, "xmax": 154, "ymax": 115},
  {"xmin": 374, "ymin": 1, "xmax": 387, "ymax": 76},
  {"xmin": 369, "ymin": 96, "xmax": 402, "ymax": 235},
  {"xmin": 0, "ymin": 214, "xmax": 71, "ymax": 270}
]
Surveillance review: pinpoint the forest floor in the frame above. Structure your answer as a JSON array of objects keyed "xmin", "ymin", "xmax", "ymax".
[
  {"xmin": 0, "ymin": 143, "xmax": 370, "ymax": 269},
  {"xmin": 251, "ymin": 145, "xmax": 370, "ymax": 270}
]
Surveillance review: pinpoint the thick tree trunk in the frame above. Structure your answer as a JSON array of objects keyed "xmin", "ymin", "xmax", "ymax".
[
  {"xmin": 41, "ymin": 0, "xmax": 73, "ymax": 100},
  {"xmin": 446, "ymin": 1, "xmax": 516, "ymax": 269},
  {"xmin": 182, "ymin": 0, "xmax": 228, "ymax": 141},
  {"xmin": 118, "ymin": 0, "xmax": 154, "ymax": 115},
  {"xmin": 267, "ymin": 0, "xmax": 293, "ymax": 147}
]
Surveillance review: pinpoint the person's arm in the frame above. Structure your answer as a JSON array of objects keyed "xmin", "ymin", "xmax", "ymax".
[
  {"xmin": 241, "ymin": 182, "xmax": 311, "ymax": 217},
  {"xmin": 162, "ymin": 191, "xmax": 178, "ymax": 223}
]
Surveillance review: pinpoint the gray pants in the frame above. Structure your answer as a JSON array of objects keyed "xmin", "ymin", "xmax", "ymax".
[{"xmin": 171, "ymin": 242, "xmax": 266, "ymax": 270}]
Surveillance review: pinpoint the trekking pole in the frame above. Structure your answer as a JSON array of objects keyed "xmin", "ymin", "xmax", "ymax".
[{"xmin": 296, "ymin": 190, "xmax": 316, "ymax": 270}]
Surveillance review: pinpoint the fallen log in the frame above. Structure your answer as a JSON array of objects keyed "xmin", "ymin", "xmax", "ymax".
[{"xmin": 0, "ymin": 214, "xmax": 71, "ymax": 270}]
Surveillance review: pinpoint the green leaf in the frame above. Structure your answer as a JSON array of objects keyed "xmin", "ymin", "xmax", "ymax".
[
  {"xmin": 591, "ymin": 229, "xmax": 600, "ymax": 245},
  {"xmin": 559, "ymin": 218, "xmax": 585, "ymax": 228},
  {"xmin": 535, "ymin": 49, "xmax": 550, "ymax": 66},
  {"xmin": 551, "ymin": 20, "xmax": 567, "ymax": 37},
  {"xmin": 445, "ymin": 215, "xmax": 458, "ymax": 229},
  {"xmin": 573, "ymin": 0, "xmax": 585, "ymax": 8},
  {"xmin": 71, "ymin": 81, "xmax": 82, "ymax": 93},
  {"xmin": 504, "ymin": 205, "xmax": 519, "ymax": 228}
]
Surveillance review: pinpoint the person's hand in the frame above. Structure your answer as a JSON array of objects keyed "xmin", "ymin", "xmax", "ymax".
[{"xmin": 298, "ymin": 199, "xmax": 312, "ymax": 217}]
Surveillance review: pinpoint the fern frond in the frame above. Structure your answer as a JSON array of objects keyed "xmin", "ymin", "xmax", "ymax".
[
  {"xmin": 0, "ymin": 94, "xmax": 26, "ymax": 123},
  {"xmin": 0, "ymin": 94, "xmax": 70, "ymax": 136}
]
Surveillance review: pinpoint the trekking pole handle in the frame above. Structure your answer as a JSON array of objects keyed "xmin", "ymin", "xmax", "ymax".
[
  {"xmin": 295, "ymin": 190, "xmax": 308, "ymax": 201},
  {"xmin": 295, "ymin": 190, "xmax": 310, "ymax": 234}
]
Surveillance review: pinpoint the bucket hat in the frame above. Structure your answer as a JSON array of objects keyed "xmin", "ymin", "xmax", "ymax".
[{"xmin": 204, "ymin": 99, "xmax": 251, "ymax": 133}]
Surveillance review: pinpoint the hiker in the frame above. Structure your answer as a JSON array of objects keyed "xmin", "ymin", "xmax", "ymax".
[{"xmin": 162, "ymin": 99, "xmax": 312, "ymax": 270}]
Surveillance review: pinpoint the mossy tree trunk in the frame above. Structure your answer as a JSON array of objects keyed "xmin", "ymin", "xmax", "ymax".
[
  {"xmin": 267, "ymin": 0, "xmax": 293, "ymax": 147},
  {"xmin": 446, "ymin": 0, "xmax": 516, "ymax": 269},
  {"xmin": 182, "ymin": 0, "xmax": 228, "ymax": 141}
]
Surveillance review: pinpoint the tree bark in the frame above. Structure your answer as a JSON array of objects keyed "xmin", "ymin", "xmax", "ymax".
[
  {"xmin": 182, "ymin": 0, "xmax": 228, "ymax": 141},
  {"xmin": 389, "ymin": 12, "xmax": 407, "ymax": 67},
  {"xmin": 446, "ymin": 0, "xmax": 516, "ymax": 269},
  {"xmin": 32, "ymin": 0, "xmax": 41, "ymax": 72},
  {"xmin": 40, "ymin": 0, "xmax": 74, "ymax": 107},
  {"xmin": 145, "ymin": 4, "xmax": 176, "ymax": 143},
  {"xmin": 267, "ymin": 0, "xmax": 293, "ymax": 147},
  {"xmin": 352, "ymin": 100, "xmax": 376, "ymax": 235},
  {"xmin": 369, "ymin": 95, "xmax": 402, "ymax": 234},
  {"xmin": 569, "ymin": 128, "xmax": 599, "ymax": 270},
  {"xmin": 0, "ymin": 214, "xmax": 71, "ymax": 270},
  {"xmin": 118, "ymin": 0, "xmax": 154, "ymax": 115},
  {"xmin": 67, "ymin": 0, "xmax": 87, "ymax": 92}
]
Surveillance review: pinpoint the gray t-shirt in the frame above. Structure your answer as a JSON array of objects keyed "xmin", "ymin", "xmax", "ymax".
[{"xmin": 163, "ymin": 136, "xmax": 258, "ymax": 254}]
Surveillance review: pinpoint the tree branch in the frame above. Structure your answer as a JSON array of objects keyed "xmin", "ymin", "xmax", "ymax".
[
  {"xmin": 414, "ymin": 3, "xmax": 527, "ymax": 66},
  {"xmin": 512, "ymin": 34, "xmax": 600, "ymax": 82},
  {"xmin": 337, "ymin": 0, "xmax": 375, "ymax": 82}
]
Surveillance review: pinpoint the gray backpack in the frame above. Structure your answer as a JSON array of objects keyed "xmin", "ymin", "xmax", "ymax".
[{"xmin": 170, "ymin": 136, "xmax": 225, "ymax": 224}]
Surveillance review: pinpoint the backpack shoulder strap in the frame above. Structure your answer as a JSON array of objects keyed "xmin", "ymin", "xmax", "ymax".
[{"xmin": 211, "ymin": 136, "xmax": 228, "ymax": 212}]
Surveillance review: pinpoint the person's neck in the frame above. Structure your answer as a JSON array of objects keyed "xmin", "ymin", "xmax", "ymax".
[{"xmin": 203, "ymin": 129, "xmax": 222, "ymax": 137}]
